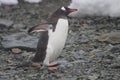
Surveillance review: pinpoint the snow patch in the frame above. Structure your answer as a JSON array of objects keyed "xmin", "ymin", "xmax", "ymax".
[
  {"xmin": 24, "ymin": 0, "xmax": 42, "ymax": 3},
  {"xmin": 0, "ymin": 0, "xmax": 42, "ymax": 5},
  {"xmin": 69, "ymin": 0, "xmax": 120, "ymax": 17},
  {"xmin": 0, "ymin": 0, "xmax": 18, "ymax": 5}
]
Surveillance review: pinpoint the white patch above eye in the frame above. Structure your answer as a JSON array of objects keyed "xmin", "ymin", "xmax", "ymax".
[{"xmin": 61, "ymin": 7, "xmax": 66, "ymax": 11}]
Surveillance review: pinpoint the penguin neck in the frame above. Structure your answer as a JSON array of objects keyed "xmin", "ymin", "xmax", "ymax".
[{"xmin": 48, "ymin": 13, "xmax": 67, "ymax": 32}]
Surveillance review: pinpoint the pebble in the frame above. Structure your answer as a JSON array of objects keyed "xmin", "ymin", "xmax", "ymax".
[
  {"xmin": 11, "ymin": 48, "xmax": 22, "ymax": 54},
  {"xmin": 80, "ymin": 34, "xmax": 89, "ymax": 43},
  {"xmin": 88, "ymin": 74, "xmax": 99, "ymax": 80},
  {"xmin": 32, "ymin": 62, "xmax": 41, "ymax": 68},
  {"xmin": 58, "ymin": 77, "xmax": 77, "ymax": 80}
]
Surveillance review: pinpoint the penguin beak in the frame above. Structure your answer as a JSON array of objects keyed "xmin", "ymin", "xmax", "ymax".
[{"xmin": 68, "ymin": 8, "xmax": 77, "ymax": 13}]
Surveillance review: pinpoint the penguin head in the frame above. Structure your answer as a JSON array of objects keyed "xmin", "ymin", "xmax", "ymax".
[
  {"xmin": 54, "ymin": 6, "xmax": 77, "ymax": 17},
  {"xmin": 61, "ymin": 6, "xmax": 77, "ymax": 15}
]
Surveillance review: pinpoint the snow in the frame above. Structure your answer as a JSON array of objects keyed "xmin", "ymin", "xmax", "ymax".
[
  {"xmin": 0, "ymin": 0, "xmax": 42, "ymax": 5},
  {"xmin": 0, "ymin": 0, "xmax": 18, "ymax": 5},
  {"xmin": 69, "ymin": 0, "xmax": 120, "ymax": 17},
  {"xmin": 24, "ymin": 0, "xmax": 42, "ymax": 3}
]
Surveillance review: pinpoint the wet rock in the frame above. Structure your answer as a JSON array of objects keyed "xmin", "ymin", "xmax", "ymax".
[
  {"xmin": 11, "ymin": 23, "xmax": 26, "ymax": 31},
  {"xmin": 0, "ymin": 19, "xmax": 13, "ymax": 28},
  {"xmin": 1, "ymin": 32, "xmax": 38, "ymax": 51},
  {"xmin": 0, "ymin": 19, "xmax": 13, "ymax": 32},
  {"xmin": 95, "ymin": 32, "xmax": 120, "ymax": 44}
]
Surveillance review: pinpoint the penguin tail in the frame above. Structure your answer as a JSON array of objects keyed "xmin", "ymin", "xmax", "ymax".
[{"xmin": 28, "ymin": 26, "xmax": 36, "ymax": 33}]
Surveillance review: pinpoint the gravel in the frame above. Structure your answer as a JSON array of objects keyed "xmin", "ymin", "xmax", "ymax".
[{"xmin": 0, "ymin": 0, "xmax": 120, "ymax": 80}]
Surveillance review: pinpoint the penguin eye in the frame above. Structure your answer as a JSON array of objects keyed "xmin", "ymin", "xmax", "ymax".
[{"xmin": 61, "ymin": 7, "xmax": 66, "ymax": 11}]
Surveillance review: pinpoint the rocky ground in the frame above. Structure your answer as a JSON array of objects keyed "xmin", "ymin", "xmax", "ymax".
[{"xmin": 0, "ymin": 0, "xmax": 120, "ymax": 80}]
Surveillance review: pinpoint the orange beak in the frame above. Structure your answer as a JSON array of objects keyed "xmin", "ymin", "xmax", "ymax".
[{"xmin": 69, "ymin": 9, "xmax": 77, "ymax": 13}]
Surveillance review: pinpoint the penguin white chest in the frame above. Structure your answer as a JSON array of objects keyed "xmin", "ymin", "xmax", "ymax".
[
  {"xmin": 44, "ymin": 18, "xmax": 68, "ymax": 64},
  {"xmin": 49, "ymin": 18, "xmax": 68, "ymax": 46}
]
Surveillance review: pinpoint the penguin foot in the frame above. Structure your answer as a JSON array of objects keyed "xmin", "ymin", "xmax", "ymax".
[
  {"xmin": 48, "ymin": 62, "xmax": 59, "ymax": 67},
  {"xmin": 47, "ymin": 62, "xmax": 59, "ymax": 71},
  {"xmin": 31, "ymin": 62, "xmax": 59, "ymax": 70}
]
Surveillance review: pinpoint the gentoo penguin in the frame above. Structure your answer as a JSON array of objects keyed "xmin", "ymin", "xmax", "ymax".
[{"xmin": 28, "ymin": 6, "xmax": 77, "ymax": 70}]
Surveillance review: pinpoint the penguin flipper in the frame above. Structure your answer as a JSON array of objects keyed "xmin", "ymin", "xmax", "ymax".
[{"xmin": 28, "ymin": 24, "xmax": 52, "ymax": 33}]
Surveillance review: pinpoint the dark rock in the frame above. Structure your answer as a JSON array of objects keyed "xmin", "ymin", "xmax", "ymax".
[
  {"xmin": 1, "ymin": 32, "xmax": 38, "ymax": 51},
  {"xmin": 110, "ymin": 63, "xmax": 120, "ymax": 69},
  {"xmin": 0, "ymin": 24, "xmax": 7, "ymax": 32},
  {"xmin": 110, "ymin": 47, "xmax": 120, "ymax": 53}
]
